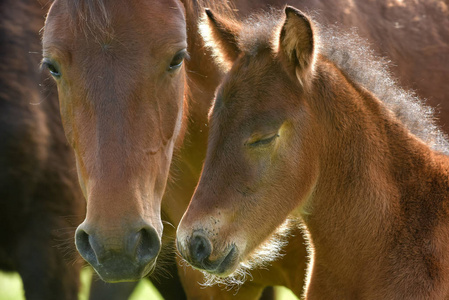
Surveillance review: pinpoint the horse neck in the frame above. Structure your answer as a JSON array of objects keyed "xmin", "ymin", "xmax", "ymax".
[
  {"xmin": 172, "ymin": 0, "xmax": 222, "ymax": 174},
  {"xmin": 180, "ymin": 0, "xmax": 223, "ymax": 125},
  {"xmin": 174, "ymin": 0, "xmax": 224, "ymax": 168},
  {"xmin": 304, "ymin": 59, "xmax": 449, "ymax": 271},
  {"xmin": 162, "ymin": 0, "xmax": 224, "ymax": 225}
]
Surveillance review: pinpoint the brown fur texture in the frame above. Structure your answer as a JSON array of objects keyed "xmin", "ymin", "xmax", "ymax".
[
  {"xmin": 0, "ymin": 0, "xmax": 84, "ymax": 298},
  {"xmin": 178, "ymin": 5, "xmax": 449, "ymax": 299}
]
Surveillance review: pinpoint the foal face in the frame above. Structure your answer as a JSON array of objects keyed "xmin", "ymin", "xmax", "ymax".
[
  {"xmin": 42, "ymin": 0, "xmax": 187, "ymax": 281},
  {"xmin": 178, "ymin": 52, "xmax": 319, "ymax": 276}
]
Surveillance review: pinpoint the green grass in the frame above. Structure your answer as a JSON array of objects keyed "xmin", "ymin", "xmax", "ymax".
[
  {"xmin": 0, "ymin": 269, "xmax": 163, "ymax": 300},
  {"xmin": 0, "ymin": 269, "xmax": 298, "ymax": 299},
  {"xmin": 276, "ymin": 287, "xmax": 299, "ymax": 299},
  {"xmin": 0, "ymin": 272, "xmax": 24, "ymax": 300}
]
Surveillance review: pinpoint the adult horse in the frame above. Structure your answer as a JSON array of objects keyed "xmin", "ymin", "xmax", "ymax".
[
  {"xmin": 0, "ymin": 0, "xmax": 84, "ymax": 298},
  {"xmin": 177, "ymin": 5, "xmax": 449, "ymax": 298},
  {"xmin": 1, "ymin": 0, "xmax": 190, "ymax": 299},
  {"xmin": 42, "ymin": 0, "xmax": 449, "ymax": 298}
]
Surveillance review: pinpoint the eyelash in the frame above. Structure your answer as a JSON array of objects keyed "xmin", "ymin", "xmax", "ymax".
[
  {"xmin": 247, "ymin": 134, "xmax": 279, "ymax": 147},
  {"xmin": 42, "ymin": 59, "xmax": 61, "ymax": 78},
  {"xmin": 168, "ymin": 50, "xmax": 189, "ymax": 71}
]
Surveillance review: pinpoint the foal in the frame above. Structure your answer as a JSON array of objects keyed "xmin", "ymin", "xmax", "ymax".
[{"xmin": 177, "ymin": 6, "xmax": 449, "ymax": 298}]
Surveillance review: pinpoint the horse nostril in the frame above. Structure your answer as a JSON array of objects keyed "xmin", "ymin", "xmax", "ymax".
[
  {"xmin": 189, "ymin": 231, "xmax": 212, "ymax": 264},
  {"xmin": 135, "ymin": 227, "xmax": 160, "ymax": 264},
  {"xmin": 75, "ymin": 227, "xmax": 97, "ymax": 264}
]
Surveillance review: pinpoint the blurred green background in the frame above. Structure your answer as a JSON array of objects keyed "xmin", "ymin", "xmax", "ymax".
[{"xmin": 0, "ymin": 269, "xmax": 299, "ymax": 299}]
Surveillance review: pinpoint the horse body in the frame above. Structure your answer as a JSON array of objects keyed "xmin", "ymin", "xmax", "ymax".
[
  {"xmin": 0, "ymin": 0, "xmax": 84, "ymax": 298},
  {"xmin": 303, "ymin": 57, "xmax": 449, "ymax": 298},
  {"xmin": 177, "ymin": 6, "xmax": 449, "ymax": 298}
]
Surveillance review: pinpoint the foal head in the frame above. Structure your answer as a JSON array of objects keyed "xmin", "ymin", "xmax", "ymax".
[
  {"xmin": 177, "ymin": 7, "xmax": 320, "ymax": 278},
  {"xmin": 42, "ymin": 0, "xmax": 187, "ymax": 281}
]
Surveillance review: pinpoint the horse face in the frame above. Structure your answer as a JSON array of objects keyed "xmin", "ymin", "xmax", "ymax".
[
  {"xmin": 177, "ymin": 52, "xmax": 319, "ymax": 277},
  {"xmin": 42, "ymin": 0, "xmax": 186, "ymax": 282},
  {"xmin": 177, "ymin": 7, "xmax": 320, "ymax": 278}
]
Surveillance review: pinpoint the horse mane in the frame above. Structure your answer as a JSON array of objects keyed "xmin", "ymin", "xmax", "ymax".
[
  {"xmin": 319, "ymin": 25, "xmax": 449, "ymax": 155},
  {"xmin": 233, "ymin": 9, "xmax": 449, "ymax": 155}
]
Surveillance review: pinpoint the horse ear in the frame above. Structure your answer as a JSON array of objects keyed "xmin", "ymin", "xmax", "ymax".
[
  {"xmin": 278, "ymin": 6, "xmax": 315, "ymax": 85},
  {"xmin": 200, "ymin": 9, "xmax": 241, "ymax": 70}
]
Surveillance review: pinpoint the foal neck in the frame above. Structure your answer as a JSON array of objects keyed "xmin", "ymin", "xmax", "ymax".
[{"xmin": 302, "ymin": 58, "xmax": 449, "ymax": 297}]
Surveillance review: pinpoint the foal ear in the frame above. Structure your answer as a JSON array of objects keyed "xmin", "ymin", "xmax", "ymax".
[
  {"xmin": 200, "ymin": 9, "xmax": 241, "ymax": 70},
  {"xmin": 278, "ymin": 6, "xmax": 316, "ymax": 85}
]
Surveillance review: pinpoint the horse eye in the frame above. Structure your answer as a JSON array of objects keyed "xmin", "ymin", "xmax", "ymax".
[
  {"xmin": 42, "ymin": 59, "xmax": 61, "ymax": 78},
  {"xmin": 247, "ymin": 133, "xmax": 280, "ymax": 147},
  {"xmin": 168, "ymin": 50, "xmax": 188, "ymax": 71}
]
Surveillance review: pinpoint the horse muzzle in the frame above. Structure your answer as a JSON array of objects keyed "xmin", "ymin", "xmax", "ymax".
[
  {"xmin": 177, "ymin": 230, "xmax": 239, "ymax": 277},
  {"xmin": 75, "ymin": 223, "xmax": 160, "ymax": 282}
]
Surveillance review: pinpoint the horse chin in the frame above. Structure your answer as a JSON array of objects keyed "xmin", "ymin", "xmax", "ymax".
[
  {"xmin": 141, "ymin": 260, "xmax": 157, "ymax": 278},
  {"xmin": 195, "ymin": 242, "xmax": 265, "ymax": 289},
  {"xmin": 94, "ymin": 259, "xmax": 157, "ymax": 283},
  {"xmin": 198, "ymin": 254, "xmax": 253, "ymax": 290},
  {"xmin": 199, "ymin": 219, "xmax": 297, "ymax": 289},
  {"xmin": 205, "ymin": 245, "xmax": 240, "ymax": 277},
  {"xmin": 197, "ymin": 246, "xmax": 249, "ymax": 289}
]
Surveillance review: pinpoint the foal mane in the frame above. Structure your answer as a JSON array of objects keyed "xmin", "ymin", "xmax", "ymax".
[
  {"xmin": 232, "ymin": 9, "xmax": 449, "ymax": 155},
  {"xmin": 320, "ymin": 25, "xmax": 449, "ymax": 155}
]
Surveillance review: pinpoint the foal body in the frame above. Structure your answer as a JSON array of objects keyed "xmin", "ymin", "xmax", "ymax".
[
  {"xmin": 177, "ymin": 6, "xmax": 449, "ymax": 298},
  {"xmin": 303, "ymin": 59, "xmax": 449, "ymax": 298}
]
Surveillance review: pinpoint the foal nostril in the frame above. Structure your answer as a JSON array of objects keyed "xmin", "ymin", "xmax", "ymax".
[
  {"xmin": 134, "ymin": 227, "xmax": 161, "ymax": 264},
  {"xmin": 75, "ymin": 227, "xmax": 97, "ymax": 264},
  {"xmin": 189, "ymin": 232, "xmax": 212, "ymax": 264}
]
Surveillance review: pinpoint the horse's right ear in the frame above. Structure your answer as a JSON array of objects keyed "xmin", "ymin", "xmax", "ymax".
[
  {"xmin": 199, "ymin": 9, "xmax": 241, "ymax": 70},
  {"xmin": 278, "ymin": 6, "xmax": 316, "ymax": 86}
]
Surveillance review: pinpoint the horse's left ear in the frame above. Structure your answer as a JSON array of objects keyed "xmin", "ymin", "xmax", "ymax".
[
  {"xmin": 199, "ymin": 9, "xmax": 241, "ymax": 71},
  {"xmin": 278, "ymin": 6, "xmax": 315, "ymax": 85}
]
